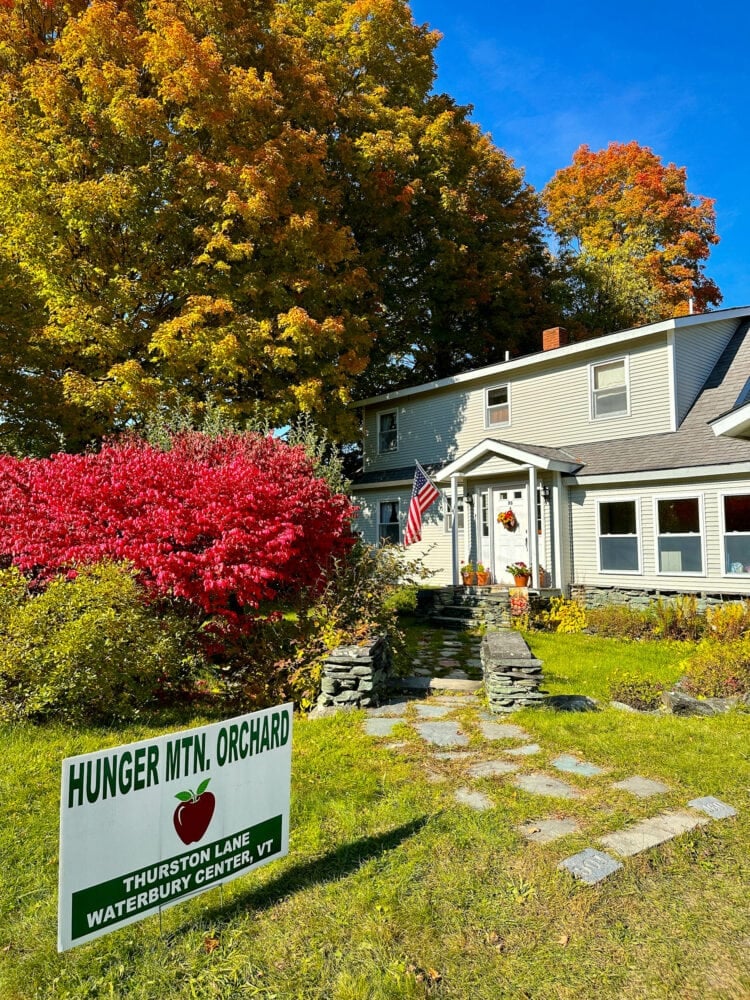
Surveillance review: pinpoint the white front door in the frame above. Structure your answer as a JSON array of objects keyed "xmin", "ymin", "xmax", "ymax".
[{"xmin": 493, "ymin": 486, "xmax": 529, "ymax": 584}]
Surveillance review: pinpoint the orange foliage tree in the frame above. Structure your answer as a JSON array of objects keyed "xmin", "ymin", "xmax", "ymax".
[{"xmin": 543, "ymin": 141, "xmax": 721, "ymax": 335}]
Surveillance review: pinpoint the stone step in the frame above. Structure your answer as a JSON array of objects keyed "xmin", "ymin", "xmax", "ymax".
[
  {"xmin": 429, "ymin": 615, "xmax": 476, "ymax": 631},
  {"xmin": 389, "ymin": 675, "xmax": 483, "ymax": 693}
]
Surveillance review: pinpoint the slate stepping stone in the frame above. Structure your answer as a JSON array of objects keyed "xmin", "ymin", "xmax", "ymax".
[
  {"xmin": 479, "ymin": 722, "xmax": 529, "ymax": 741},
  {"xmin": 513, "ymin": 773, "xmax": 582, "ymax": 800},
  {"xmin": 558, "ymin": 848, "xmax": 622, "ymax": 885},
  {"xmin": 414, "ymin": 668, "xmax": 432, "ymax": 677},
  {"xmin": 415, "ymin": 703, "xmax": 452, "ymax": 719},
  {"xmin": 518, "ymin": 818, "xmax": 579, "ymax": 843},
  {"xmin": 612, "ymin": 776, "xmax": 670, "ymax": 798},
  {"xmin": 598, "ymin": 810, "xmax": 709, "ymax": 857},
  {"xmin": 364, "ymin": 718, "xmax": 406, "ymax": 737},
  {"xmin": 414, "ymin": 721, "xmax": 469, "ymax": 748},
  {"xmin": 504, "ymin": 743, "xmax": 541, "ymax": 757},
  {"xmin": 366, "ymin": 700, "xmax": 412, "ymax": 717},
  {"xmin": 424, "ymin": 769, "xmax": 447, "ymax": 784},
  {"xmin": 448, "ymin": 670, "xmax": 469, "ymax": 679},
  {"xmin": 687, "ymin": 796, "xmax": 737, "ymax": 819},
  {"xmin": 466, "ymin": 759, "xmax": 519, "ymax": 779},
  {"xmin": 433, "ymin": 750, "xmax": 476, "ymax": 760},
  {"xmin": 439, "ymin": 658, "xmax": 460, "ymax": 668},
  {"xmin": 552, "ymin": 754, "xmax": 605, "ymax": 777},
  {"xmin": 454, "ymin": 787, "xmax": 494, "ymax": 811}
]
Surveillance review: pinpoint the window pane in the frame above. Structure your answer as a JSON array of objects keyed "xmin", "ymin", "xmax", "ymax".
[
  {"xmin": 600, "ymin": 537, "xmax": 639, "ymax": 571},
  {"xmin": 658, "ymin": 537, "xmax": 702, "ymax": 573},
  {"xmin": 594, "ymin": 361, "xmax": 625, "ymax": 389},
  {"xmin": 594, "ymin": 387, "xmax": 627, "ymax": 417},
  {"xmin": 487, "ymin": 387, "xmax": 508, "ymax": 407},
  {"xmin": 378, "ymin": 501, "xmax": 399, "ymax": 544},
  {"xmin": 378, "ymin": 412, "xmax": 397, "ymax": 452},
  {"xmin": 658, "ymin": 498, "xmax": 700, "ymax": 534},
  {"xmin": 487, "ymin": 405, "xmax": 509, "ymax": 425},
  {"xmin": 599, "ymin": 501, "xmax": 636, "ymax": 535},
  {"xmin": 725, "ymin": 536, "xmax": 750, "ymax": 573},
  {"xmin": 725, "ymin": 494, "xmax": 750, "ymax": 532}
]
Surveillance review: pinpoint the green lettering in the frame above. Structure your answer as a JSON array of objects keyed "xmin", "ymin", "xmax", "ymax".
[
  {"xmin": 68, "ymin": 761, "xmax": 85, "ymax": 809},
  {"xmin": 133, "ymin": 747, "xmax": 146, "ymax": 791},
  {"xmin": 118, "ymin": 751, "xmax": 133, "ymax": 795},
  {"xmin": 260, "ymin": 716, "xmax": 270, "ymax": 753},
  {"xmin": 216, "ymin": 727, "xmax": 228, "ymax": 767},
  {"xmin": 86, "ymin": 758, "xmax": 101, "ymax": 804},
  {"xmin": 165, "ymin": 739, "xmax": 181, "ymax": 781},
  {"xmin": 239, "ymin": 721, "xmax": 249, "ymax": 758},
  {"xmin": 270, "ymin": 712, "xmax": 280, "ymax": 749},
  {"xmin": 280, "ymin": 708, "xmax": 290, "ymax": 746},
  {"xmin": 102, "ymin": 755, "xmax": 117, "ymax": 801},
  {"xmin": 193, "ymin": 733, "xmax": 206, "ymax": 773},
  {"xmin": 147, "ymin": 745, "xmax": 159, "ymax": 788}
]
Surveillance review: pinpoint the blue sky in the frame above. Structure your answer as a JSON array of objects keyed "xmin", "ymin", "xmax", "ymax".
[{"xmin": 409, "ymin": 0, "xmax": 749, "ymax": 309}]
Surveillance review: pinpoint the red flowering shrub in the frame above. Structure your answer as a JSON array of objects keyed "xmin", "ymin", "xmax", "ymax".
[{"xmin": 0, "ymin": 433, "xmax": 355, "ymax": 637}]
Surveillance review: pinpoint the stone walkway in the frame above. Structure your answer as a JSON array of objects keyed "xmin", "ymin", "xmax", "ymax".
[
  {"xmin": 410, "ymin": 630, "xmax": 484, "ymax": 681},
  {"xmin": 362, "ymin": 691, "xmax": 738, "ymax": 887}
]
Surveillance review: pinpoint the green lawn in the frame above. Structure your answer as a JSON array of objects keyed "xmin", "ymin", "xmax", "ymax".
[{"xmin": 1, "ymin": 634, "xmax": 748, "ymax": 1000}]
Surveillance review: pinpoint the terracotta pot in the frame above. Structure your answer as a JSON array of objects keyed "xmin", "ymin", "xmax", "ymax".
[
  {"xmin": 461, "ymin": 573, "xmax": 476, "ymax": 586},
  {"xmin": 513, "ymin": 575, "xmax": 530, "ymax": 587},
  {"xmin": 476, "ymin": 571, "xmax": 491, "ymax": 586}
]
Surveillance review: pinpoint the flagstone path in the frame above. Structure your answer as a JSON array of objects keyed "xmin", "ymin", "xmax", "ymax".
[{"xmin": 360, "ymin": 690, "xmax": 739, "ymax": 887}]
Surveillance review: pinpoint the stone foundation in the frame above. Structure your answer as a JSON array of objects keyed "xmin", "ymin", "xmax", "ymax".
[
  {"xmin": 481, "ymin": 630, "xmax": 545, "ymax": 714},
  {"xmin": 316, "ymin": 636, "xmax": 391, "ymax": 710},
  {"xmin": 570, "ymin": 584, "xmax": 750, "ymax": 613}
]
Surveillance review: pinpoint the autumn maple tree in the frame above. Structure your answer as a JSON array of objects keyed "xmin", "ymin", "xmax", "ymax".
[
  {"xmin": 543, "ymin": 141, "xmax": 721, "ymax": 335},
  {"xmin": 0, "ymin": 0, "xmax": 548, "ymax": 451}
]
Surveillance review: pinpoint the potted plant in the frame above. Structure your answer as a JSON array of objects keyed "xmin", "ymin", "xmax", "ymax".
[
  {"xmin": 497, "ymin": 509, "xmax": 518, "ymax": 531},
  {"xmin": 460, "ymin": 562, "xmax": 476, "ymax": 585},
  {"xmin": 475, "ymin": 563, "xmax": 491, "ymax": 586},
  {"xmin": 506, "ymin": 561, "xmax": 531, "ymax": 586}
]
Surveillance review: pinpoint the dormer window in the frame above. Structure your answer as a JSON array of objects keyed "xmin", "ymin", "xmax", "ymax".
[
  {"xmin": 591, "ymin": 359, "xmax": 628, "ymax": 419},
  {"xmin": 378, "ymin": 410, "xmax": 398, "ymax": 453},
  {"xmin": 485, "ymin": 385, "xmax": 510, "ymax": 427}
]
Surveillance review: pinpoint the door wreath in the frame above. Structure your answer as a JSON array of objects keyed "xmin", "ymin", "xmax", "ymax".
[{"xmin": 497, "ymin": 509, "xmax": 517, "ymax": 531}]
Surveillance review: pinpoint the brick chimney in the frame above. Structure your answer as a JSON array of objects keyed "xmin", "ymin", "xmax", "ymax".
[{"xmin": 543, "ymin": 326, "xmax": 568, "ymax": 351}]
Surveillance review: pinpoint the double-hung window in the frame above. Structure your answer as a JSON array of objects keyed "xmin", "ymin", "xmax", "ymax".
[
  {"xmin": 723, "ymin": 494, "xmax": 750, "ymax": 574},
  {"xmin": 444, "ymin": 494, "xmax": 465, "ymax": 533},
  {"xmin": 656, "ymin": 497, "xmax": 704, "ymax": 574},
  {"xmin": 591, "ymin": 359, "xmax": 628, "ymax": 419},
  {"xmin": 598, "ymin": 499, "xmax": 640, "ymax": 572},
  {"xmin": 378, "ymin": 500, "xmax": 400, "ymax": 545},
  {"xmin": 485, "ymin": 385, "xmax": 510, "ymax": 427},
  {"xmin": 377, "ymin": 411, "xmax": 398, "ymax": 454}
]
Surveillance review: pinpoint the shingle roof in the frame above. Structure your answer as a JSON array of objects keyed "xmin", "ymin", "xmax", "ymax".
[{"xmin": 564, "ymin": 319, "xmax": 750, "ymax": 477}]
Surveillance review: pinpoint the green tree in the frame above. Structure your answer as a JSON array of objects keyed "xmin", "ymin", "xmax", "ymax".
[
  {"xmin": 0, "ymin": 0, "xmax": 548, "ymax": 449},
  {"xmin": 544, "ymin": 141, "xmax": 721, "ymax": 336}
]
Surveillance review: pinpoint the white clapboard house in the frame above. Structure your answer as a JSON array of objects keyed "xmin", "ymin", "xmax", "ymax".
[{"xmin": 351, "ymin": 307, "xmax": 750, "ymax": 598}]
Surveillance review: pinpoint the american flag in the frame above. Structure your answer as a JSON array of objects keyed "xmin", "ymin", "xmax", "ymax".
[{"xmin": 404, "ymin": 461, "xmax": 440, "ymax": 546}]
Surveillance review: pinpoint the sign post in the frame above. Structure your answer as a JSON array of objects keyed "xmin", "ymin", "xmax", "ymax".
[{"xmin": 58, "ymin": 704, "xmax": 292, "ymax": 951}]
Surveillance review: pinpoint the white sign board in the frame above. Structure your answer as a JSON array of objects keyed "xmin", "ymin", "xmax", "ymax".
[{"xmin": 58, "ymin": 704, "xmax": 292, "ymax": 951}]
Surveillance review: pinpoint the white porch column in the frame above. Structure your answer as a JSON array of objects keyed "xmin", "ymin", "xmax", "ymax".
[
  {"xmin": 552, "ymin": 471, "xmax": 563, "ymax": 590},
  {"xmin": 527, "ymin": 465, "xmax": 539, "ymax": 588},
  {"xmin": 451, "ymin": 474, "xmax": 459, "ymax": 586}
]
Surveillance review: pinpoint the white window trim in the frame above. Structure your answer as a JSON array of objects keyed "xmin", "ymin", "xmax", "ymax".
[
  {"xmin": 652, "ymin": 494, "xmax": 706, "ymax": 577},
  {"xmin": 484, "ymin": 384, "xmax": 511, "ymax": 429},
  {"xmin": 377, "ymin": 498, "xmax": 401, "ymax": 545},
  {"xmin": 376, "ymin": 408, "xmax": 398, "ymax": 455},
  {"xmin": 589, "ymin": 356, "xmax": 630, "ymax": 422},
  {"xmin": 719, "ymin": 489, "xmax": 750, "ymax": 578},
  {"xmin": 596, "ymin": 497, "xmax": 642, "ymax": 575}
]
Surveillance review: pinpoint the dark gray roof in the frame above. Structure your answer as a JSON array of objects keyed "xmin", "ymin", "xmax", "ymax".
[
  {"xmin": 353, "ymin": 463, "xmax": 444, "ymax": 486},
  {"xmin": 487, "ymin": 439, "xmax": 583, "ymax": 466},
  {"xmin": 564, "ymin": 319, "xmax": 750, "ymax": 477}
]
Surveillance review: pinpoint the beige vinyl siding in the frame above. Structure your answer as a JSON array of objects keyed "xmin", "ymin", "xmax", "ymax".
[
  {"xmin": 353, "ymin": 487, "xmax": 455, "ymax": 584},
  {"xmin": 568, "ymin": 474, "xmax": 750, "ymax": 594},
  {"xmin": 673, "ymin": 318, "xmax": 739, "ymax": 425},
  {"xmin": 363, "ymin": 340, "xmax": 673, "ymax": 471}
]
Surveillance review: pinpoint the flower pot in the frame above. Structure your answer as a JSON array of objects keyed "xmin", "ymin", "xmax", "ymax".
[
  {"xmin": 461, "ymin": 573, "xmax": 476, "ymax": 586},
  {"xmin": 476, "ymin": 571, "xmax": 491, "ymax": 586},
  {"xmin": 513, "ymin": 575, "xmax": 530, "ymax": 587}
]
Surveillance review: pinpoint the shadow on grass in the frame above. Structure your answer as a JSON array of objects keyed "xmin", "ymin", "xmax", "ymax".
[{"xmin": 186, "ymin": 815, "xmax": 433, "ymax": 932}]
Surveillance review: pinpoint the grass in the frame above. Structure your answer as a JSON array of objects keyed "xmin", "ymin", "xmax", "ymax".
[{"xmin": 1, "ymin": 633, "xmax": 749, "ymax": 999}]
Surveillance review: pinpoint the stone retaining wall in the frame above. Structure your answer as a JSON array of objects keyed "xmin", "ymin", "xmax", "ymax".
[
  {"xmin": 571, "ymin": 585, "xmax": 749, "ymax": 612},
  {"xmin": 480, "ymin": 630, "xmax": 545, "ymax": 714},
  {"xmin": 316, "ymin": 636, "xmax": 391, "ymax": 710}
]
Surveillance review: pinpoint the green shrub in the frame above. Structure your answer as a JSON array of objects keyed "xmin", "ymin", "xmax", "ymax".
[
  {"xmin": 0, "ymin": 563, "xmax": 205, "ymax": 723},
  {"xmin": 652, "ymin": 594, "xmax": 704, "ymax": 641},
  {"xmin": 586, "ymin": 603, "xmax": 655, "ymax": 640},
  {"xmin": 382, "ymin": 584, "xmax": 419, "ymax": 616},
  {"xmin": 705, "ymin": 600, "xmax": 750, "ymax": 642},
  {"xmin": 682, "ymin": 637, "xmax": 750, "ymax": 698},
  {"xmin": 609, "ymin": 673, "xmax": 665, "ymax": 711}
]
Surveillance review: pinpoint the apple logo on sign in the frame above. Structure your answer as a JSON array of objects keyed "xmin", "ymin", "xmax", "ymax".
[{"xmin": 173, "ymin": 778, "xmax": 216, "ymax": 844}]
